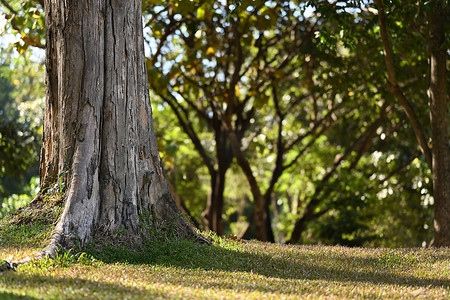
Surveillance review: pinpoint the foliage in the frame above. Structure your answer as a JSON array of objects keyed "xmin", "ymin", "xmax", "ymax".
[
  {"xmin": 141, "ymin": 0, "xmax": 437, "ymax": 246},
  {"xmin": 0, "ymin": 176, "xmax": 39, "ymax": 218},
  {"xmin": 0, "ymin": 44, "xmax": 44, "ymax": 215},
  {"xmin": 0, "ymin": 0, "xmax": 45, "ymax": 52}
]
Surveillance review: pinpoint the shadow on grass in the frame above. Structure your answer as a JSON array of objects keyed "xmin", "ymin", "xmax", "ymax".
[
  {"xmin": 1, "ymin": 272, "xmax": 152, "ymax": 299},
  {"xmin": 2, "ymin": 239, "xmax": 449, "ymax": 299},
  {"xmin": 85, "ymin": 238, "xmax": 450, "ymax": 291},
  {"xmin": 0, "ymin": 292, "xmax": 38, "ymax": 300}
]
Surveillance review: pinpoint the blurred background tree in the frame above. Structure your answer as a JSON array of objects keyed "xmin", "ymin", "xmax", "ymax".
[
  {"xmin": 1, "ymin": 0, "xmax": 444, "ymax": 247},
  {"xmin": 0, "ymin": 44, "xmax": 44, "ymax": 217}
]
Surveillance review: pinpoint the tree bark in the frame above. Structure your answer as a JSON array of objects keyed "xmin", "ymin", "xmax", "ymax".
[
  {"xmin": 40, "ymin": 0, "xmax": 200, "ymax": 254},
  {"xmin": 428, "ymin": 2, "xmax": 450, "ymax": 247}
]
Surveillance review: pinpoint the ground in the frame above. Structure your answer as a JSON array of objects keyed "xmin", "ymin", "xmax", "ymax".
[{"xmin": 0, "ymin": 199, "xmax": 449, "ymax": 299}]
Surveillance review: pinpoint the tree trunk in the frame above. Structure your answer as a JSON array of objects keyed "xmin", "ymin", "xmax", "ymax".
[
  {"xmin": 201, "ymin": 129, "xmax": 233, "ymax": 236},
  {"xmin": 40, "ymin": 0, "xmax": 200, "ymax": 254},
  {"xmin": 428, "ymin": 2, "xmax": 450, "ymax": 247},
  {"xmin": 252, "ymin": 194, "xmax": 268, "ymax": 241},
  {"xmin": 264, "ymin": 195, "xmax": 275, "ymax": 242},
  {"xmin": 288, "ymin": 207, "xmax": 315, "ymax": 244},
  {"xmin": 202, "ymin": 170, "xmax": 226, "ymax": 236}
]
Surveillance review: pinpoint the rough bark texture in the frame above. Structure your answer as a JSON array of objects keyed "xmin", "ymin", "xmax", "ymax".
[
  {"xmin": 428, "ymin": 3, "xmax": 450, "ymax": 247},
  {"xmin": 40, "ymin": 0, "xmax": 200, "ymax": 254}
]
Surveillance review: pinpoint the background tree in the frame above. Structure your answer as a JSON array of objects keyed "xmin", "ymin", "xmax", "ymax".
[
  {"xmin": 373, "ymin": 0, "xmax": 449, "ymax": 246},
  {"xmin": 275, "ymin": 0, "xmax": 438, "ymax": 247},
  {"xmin": 145, "ymin": 0, "xmax": 329, "ymax": 241},
  {"xmin": 427, "ymin": 1, "xmax": 450, "ymax": 247},
  {"xmin": 0, "ymin": 45, "xmax": 44, "ymax": 217}
]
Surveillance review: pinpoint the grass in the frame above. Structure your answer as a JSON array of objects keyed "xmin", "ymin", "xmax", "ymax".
[{"xmin": 0, "ymin": 203, "xmax": 449, "ymax": 299}]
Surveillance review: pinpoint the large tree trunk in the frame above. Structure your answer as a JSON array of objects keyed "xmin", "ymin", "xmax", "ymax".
[
  {"xmin": 428, "ymin": 2, "xmax": 450, "ymax": 247},
  {"xmin": 40, "ymin": 0, "xmax": 199, "ymax": 254}
]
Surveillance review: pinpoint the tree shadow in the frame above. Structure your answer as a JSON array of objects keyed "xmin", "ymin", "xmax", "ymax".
[
  {"xmin": 0, "ymin": 292, "xmax": 38, "ymax": 300},
  {"xmin": 3, "ymin": 241, "xmax": 449, "ymax": 299},
  {"xmin": 88, "ymin": 240, "xmax": 450, "ymax": 291},
  {"xmin": 1, "ymin": 272, "xmax": 150, "ymax": 299}
]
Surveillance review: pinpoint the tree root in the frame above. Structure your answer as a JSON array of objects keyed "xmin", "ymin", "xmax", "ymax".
[
  {"xmin": 1, "ymin": 251, "xmax": 46, "ymax": 273},
  {"xmin": 1, "ymin": 231, "xmax": 63, "ymax": 273}
]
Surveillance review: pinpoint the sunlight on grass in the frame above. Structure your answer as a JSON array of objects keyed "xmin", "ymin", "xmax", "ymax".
[{"xmin": 1, "ymin": 210, "xmax": 449, "ymax": 299}]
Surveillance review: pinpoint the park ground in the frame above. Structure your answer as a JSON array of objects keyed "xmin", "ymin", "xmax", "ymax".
[{"xmin": 0, "ymin": 199, "xmax": 449, "ymax": 299}]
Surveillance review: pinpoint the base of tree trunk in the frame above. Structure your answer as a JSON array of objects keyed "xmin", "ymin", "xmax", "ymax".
[{"xmin": 1, "ymin": 189, "xmax": 209, "ymax": 273}]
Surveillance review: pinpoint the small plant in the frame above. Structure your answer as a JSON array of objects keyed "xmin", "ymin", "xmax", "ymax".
[{"xmin": 75, "ymin": 251, "xmax": 100, "ymax": 266}]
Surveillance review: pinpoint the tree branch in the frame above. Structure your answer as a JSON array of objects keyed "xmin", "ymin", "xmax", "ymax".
[
  {"xmin": 1, "ymin": 0, "xmax": 17, "ymax": 14},
  {"xmin": 159, "ymin": 92, "xmax": 216, "ymax": 177},
  {"xmin": 374, "ymin": 0, "xmax": 432, "ymax": 168},
  {"xmin": 287, "ymin": 103, "xmax": 390, "ymax": 243}
]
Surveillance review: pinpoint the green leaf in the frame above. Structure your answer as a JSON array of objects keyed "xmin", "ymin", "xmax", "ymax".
[{"xmin": 197, "ymin": 7, "xmax": 206, "ymax": 20}]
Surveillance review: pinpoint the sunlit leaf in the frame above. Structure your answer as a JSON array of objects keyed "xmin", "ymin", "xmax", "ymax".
[
  {"xmin": 197, "ymin": 7, "xmax": 205, "ymax": 20},
  {"xmin": 206, "ymin": 46, "xmax": 215, "ymax": 55}
]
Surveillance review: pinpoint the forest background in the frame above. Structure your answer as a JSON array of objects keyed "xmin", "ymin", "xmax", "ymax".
[{"xmin": 0, "ymin": 0, "xmax": 448, "ymax": 247}]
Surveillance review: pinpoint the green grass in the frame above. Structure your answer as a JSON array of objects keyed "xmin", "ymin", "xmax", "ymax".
[{"xmin": 0, "ymin": 205, "xmax": 449, "ymax": 299}]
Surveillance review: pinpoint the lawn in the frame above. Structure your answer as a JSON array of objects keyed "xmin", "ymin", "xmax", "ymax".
[{"xmin": 1, "ymin": 201, "xmax": 449, "ymax": 299}]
